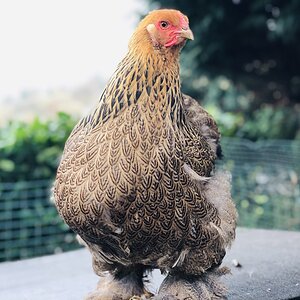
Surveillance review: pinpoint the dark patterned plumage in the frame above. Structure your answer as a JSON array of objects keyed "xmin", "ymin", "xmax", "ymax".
[{"xmin": 54, "ymin": 9, "xmax": 237, "ymax": 300}]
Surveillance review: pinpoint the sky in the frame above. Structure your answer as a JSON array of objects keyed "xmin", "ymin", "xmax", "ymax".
[{"xmin": 0, "ymin": 0, "xmax": 144, "ymax": 100}]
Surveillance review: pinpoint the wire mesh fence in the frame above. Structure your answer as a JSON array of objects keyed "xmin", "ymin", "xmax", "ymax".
[
  {"xmin": 0, "ymin": 180, "xmax": 80, "ymax": 262},
  {"xmin": 0, "ymin": 138, "xmax": 299, "ymax": 262},
  {"xmin": 220, "ymin": 138, "xmax": 300, "ymax": 230}
]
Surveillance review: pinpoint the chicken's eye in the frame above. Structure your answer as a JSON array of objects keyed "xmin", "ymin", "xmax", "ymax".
[{"xmin": 160, "ymin": 21, "xmax": 169, "ymax": 29}]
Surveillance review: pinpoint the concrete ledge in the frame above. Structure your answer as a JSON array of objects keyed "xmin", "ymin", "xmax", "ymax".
[{"xmin": 0, "ymin": 228, "xmax": 299, "ymax": 300}]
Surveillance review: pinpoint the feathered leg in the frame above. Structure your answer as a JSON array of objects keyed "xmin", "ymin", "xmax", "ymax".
[
  {"xmin": 85, "ymin": 264, "xmax": 153, "ymax": 300},
  {"xmin": 154, "ymin": 267, "xmax": 230, "ymax": 300},
  {"xmin": 77, "ymin": 237, "xmax": 153, "ymax": 299}
]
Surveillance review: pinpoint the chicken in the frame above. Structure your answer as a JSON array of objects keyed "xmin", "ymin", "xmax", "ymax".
[{"xmin": 53, "ymin": 9, "xmax": 237, "ymax": 300}]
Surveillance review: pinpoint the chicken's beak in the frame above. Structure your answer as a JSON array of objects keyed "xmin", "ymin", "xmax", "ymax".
[{"xmin": 180, "ymin": 28, "xmax": 194, "ymax": 41}]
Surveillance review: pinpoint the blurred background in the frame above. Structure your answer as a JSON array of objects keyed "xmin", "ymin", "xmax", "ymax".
[{"xmin": 0, "ymin": 0, "xmax": 299, "ymax": 262}]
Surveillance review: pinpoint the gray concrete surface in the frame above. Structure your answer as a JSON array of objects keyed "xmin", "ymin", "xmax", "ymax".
[{"xmin": 0, "ymin": 228, "xmax": 299, "ymax": 300}]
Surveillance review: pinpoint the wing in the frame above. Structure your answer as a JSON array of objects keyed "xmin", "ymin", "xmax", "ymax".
[
  {"xmin": 182, "ymin": 94, "xmax": 222, "ymax": 158},
  {"xmin": 173, "ymin": 93, "xmax": 222, "ymax": 181}
]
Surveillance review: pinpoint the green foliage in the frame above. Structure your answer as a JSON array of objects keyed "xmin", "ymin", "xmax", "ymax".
[
  {"xmin": 0, "ymin": 112, "xmax": 76, "ymax": 182},
  {"xmin": 0, "ymin": 113, "xmax": 80, "ymax": 261},
  {"xmin": 146, "ymin": 0, "xmax": 300, "ymax": 140},
  {"xmin": 227, "ymin": 163, "xmax": 300, "ymax": 230}
]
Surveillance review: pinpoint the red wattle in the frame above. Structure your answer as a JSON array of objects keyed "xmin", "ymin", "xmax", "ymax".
[{"xmin": 165, "ymin": 36, "xmax": 178, "ymax": 47}]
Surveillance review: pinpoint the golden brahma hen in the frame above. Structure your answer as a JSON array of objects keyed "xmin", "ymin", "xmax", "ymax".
[{"xmin": 54, "ymin": 9, "xmax": 237, "ymax": 300}]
